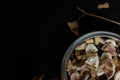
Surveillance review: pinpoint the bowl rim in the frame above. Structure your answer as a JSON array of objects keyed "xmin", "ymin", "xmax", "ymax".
[{"xmin": 61, "ymin": 31, "xmax": 120, "ymax": 80}]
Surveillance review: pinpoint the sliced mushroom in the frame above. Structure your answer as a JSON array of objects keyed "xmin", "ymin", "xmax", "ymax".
[
  {"xmin": 101, "ymin": 42, "xmax": 117, "ymax": 56},
  {"xmin": 80, "ymin": 67, "xmax": 90, "ymax": 80},
  {"xmin": 96, "ymin": 68, "xmax": 105, "ymax": 77},
  {"xmin": 85, "ymin": 55, "xmax": 99, "ymax": 68},
  {"xmin": 114, "ymin": 70, "xmax": 120, "ymax": 80},
  {"xmin": 94, "ymin": 37, "xmax": 105, "ymax": 45},
  {"xmin": 85, "ymin": 44, "xmax": 98, "ymax": 54},
  {"xmin": 101, "ymin": 52, "xmax": 112, "ymax": 61},
  {"xmin": 85, "ymin": 39, "xmax": 94, "ymax": 44},
  {"xmin": 99, "ymin": 60, "xmax": 115, "ymax": 80},
  {"xmin": 105, "ymin": 39, "xmax": 117, "ymax": 47},
  {"xmin": 75, "ymin": 43, "xmax": 86, "ymax": 51},
  {"xmin": 70, "ymin": 72, "xmax": 80, "ymax": 80}
]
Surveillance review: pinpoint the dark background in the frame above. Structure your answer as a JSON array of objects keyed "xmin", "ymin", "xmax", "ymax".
[
  {"xmin": 0, "ymin": 0, "xmax": 8, "ymax": 17},
  {"xmin": 28, "ymin": 0, "xmax": 120, "ymax": 79}
]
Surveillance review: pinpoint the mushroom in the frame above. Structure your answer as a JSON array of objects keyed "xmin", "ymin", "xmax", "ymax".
[
  {"xmin": 105, "ymin": 39, "xmax": 117, "ymax": 47},
  {"xmin": 101, "ymin": 52, "xmax": 112, "ymax": 61},
  {"xmin": 85, "ymin": 44, "xmax": 98, "ymax": 54},
  {"xmin": 75, "ymin": 43, "xmax": 86, "ymax": 51},
  {"xmin": 80, "ymin": 67, "xmax": 90, "ymax": 80},
  {"xmin": 96, "ymin": 68, "xmax": 105, "ymax": 77},
  {"xmin": 70, "ymin": 72, "xmax": 80, "ymax": 80},
  {"xmin": 114, "ymin": 70, "xmax": 120, "ymax": 80},
  {"xmin": 85, "ymin": 55, "xmax": 99, "ymax": 68},
  {"xmin": 101, "ymin": 42, "xmax": 117, "ymax": 56},
  {"xmin": 99, "ymin": 60, "xmax": 115, "ymax": 80}
]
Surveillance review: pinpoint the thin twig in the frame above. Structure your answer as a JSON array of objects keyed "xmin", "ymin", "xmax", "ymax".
[
  {"xmin": 77, "ymin": 14, "xmax": 86, "ymax": 20},
  {"xmin": 77, "ymin": 7, "xmax": 120, "ymax": 26}
]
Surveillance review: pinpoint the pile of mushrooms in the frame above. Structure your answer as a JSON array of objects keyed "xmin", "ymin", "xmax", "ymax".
[{"xmin": 66, "ymin": 36, "xmax": 120, "ymax": 80}]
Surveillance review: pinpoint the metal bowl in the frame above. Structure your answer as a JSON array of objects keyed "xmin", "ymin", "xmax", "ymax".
[{"xmin": 61, "ymin": 31, "xmax": 120, "ymax": 80}]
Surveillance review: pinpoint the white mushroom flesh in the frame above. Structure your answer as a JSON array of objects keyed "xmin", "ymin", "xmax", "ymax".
[{"xmin": 85, "ymin": 44, "xmax": 98, "ymax": 54}]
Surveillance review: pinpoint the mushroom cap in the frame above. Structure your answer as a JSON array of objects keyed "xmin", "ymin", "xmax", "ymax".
[
  {"xmin": 114, "ymin": 71, "xmax": 120, "ymax": 80},
  {"xmin": 70, "ymin": 72, "xmax": 80, "ymax": 80},
  {"xmin": 101, "ymin": 42, "xmax": 116, "ymax": 56},
  {"xmin": 80, "ymin": 67, "xmax": 90, "ymax": 80},
  {"xmin": 105, "ymin": 39, "xmax": 117, "ymax": 47},
  {"xmin": 99, "ymin": 60, "xmax": 115, "ymax": 80},
  {"xmin": 101, "ymin": 52, "xmax": 112, "ymax": 61},
  {"xmin": 96, "ymin": 68, "xmax": 105, "ymax": 76},
  {"xmin": 85, "ymin": 55, "xmax": 99, "ymax": 68},
  {"xmin": 85, "ymin": 44, "xmax": 98, "ymax": 54}
]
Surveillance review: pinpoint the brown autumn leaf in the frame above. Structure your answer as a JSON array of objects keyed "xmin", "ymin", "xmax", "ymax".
[{"xmin": 67, "ymin": 21, "xmax": 79, "ymax": 36}]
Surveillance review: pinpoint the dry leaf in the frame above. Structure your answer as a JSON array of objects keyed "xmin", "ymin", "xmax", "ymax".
[
  {"xmin": 67, "ymin": 21, "xmax": 79, "ymax": 36},
  {"xmin": 98, "ymin": 2, "xmax": 109, "ymax": 9}
]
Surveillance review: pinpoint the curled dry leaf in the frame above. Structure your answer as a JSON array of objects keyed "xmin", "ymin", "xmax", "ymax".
[
  {"xmin": 67, "ymin": 21, "xmax": 79, "ymax": 36},
  {"xmin": 98, "ymin": 2, "xmax": 109, "ymax": 9}
]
